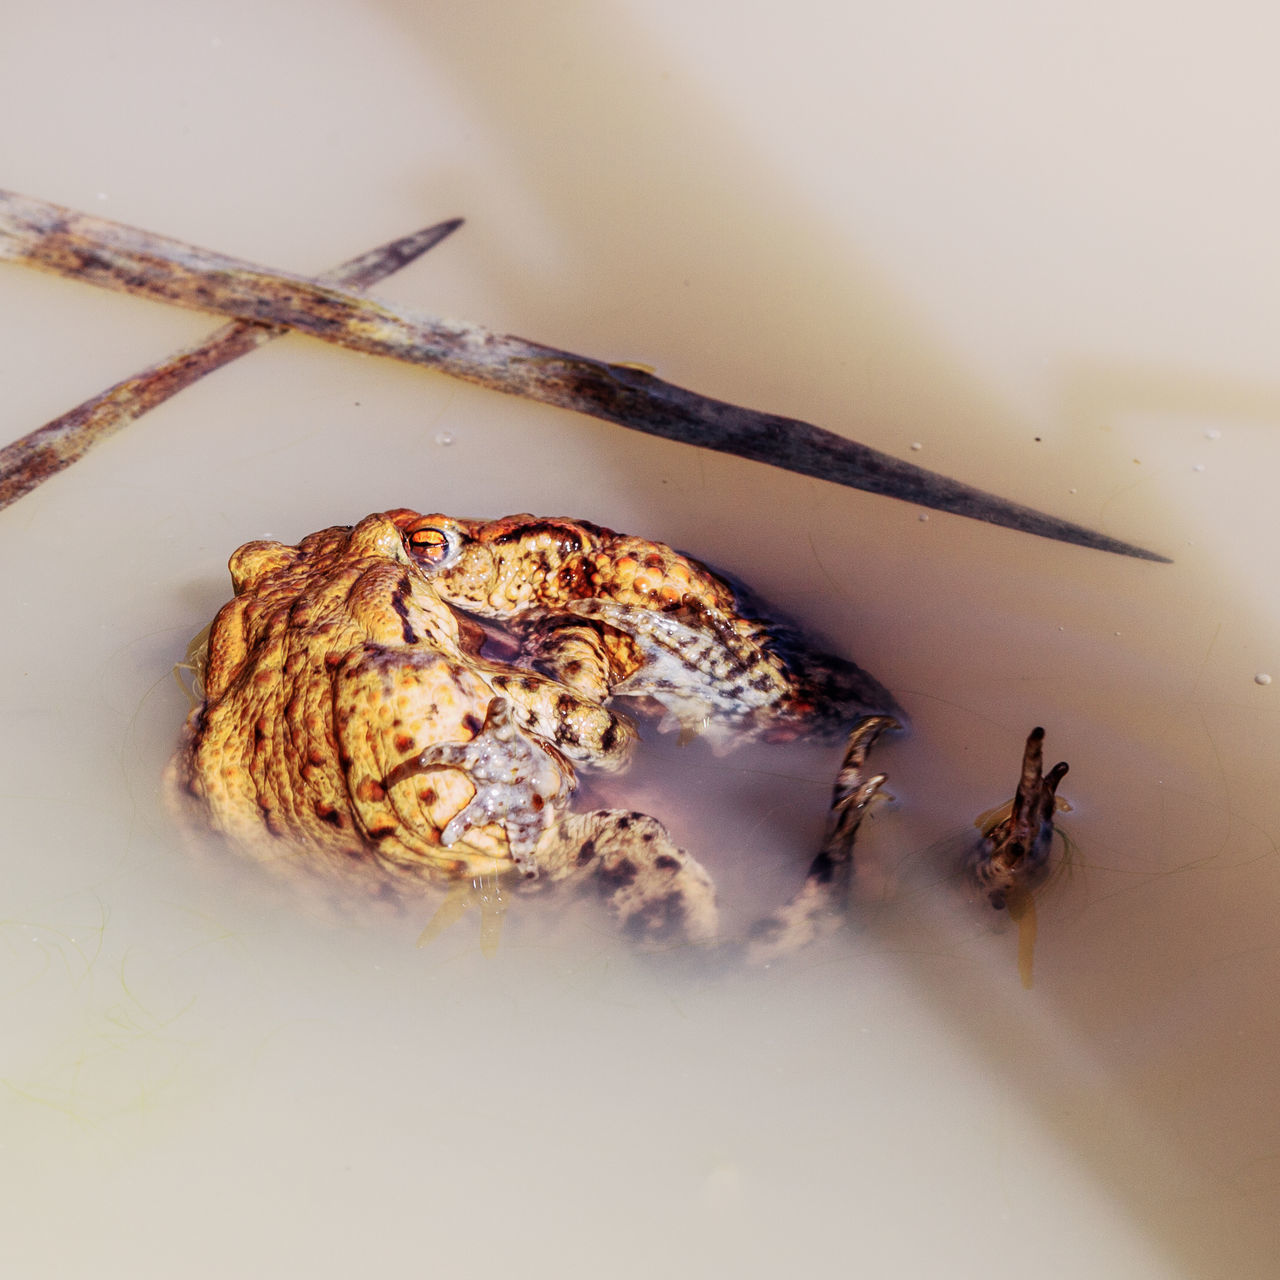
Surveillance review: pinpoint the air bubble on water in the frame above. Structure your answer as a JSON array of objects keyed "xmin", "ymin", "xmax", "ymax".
[
  {"xmin": 1204, "ymin": 428, "xmax": 1221, "ymax": 440},
  {"xmin": 1192, "ymin": 463, "xmax": 1206, "ymax": 472},
  {"xmin": 1255, "ymin": 673, "xmax": 1272, "ymax": 686},
  {"xmin": 909, "ymin": 442, "xmax": 922, "ymax": 451},
  {"xmin": 434, "ymin": 431, "xmax": 455, "ymax": 447}
]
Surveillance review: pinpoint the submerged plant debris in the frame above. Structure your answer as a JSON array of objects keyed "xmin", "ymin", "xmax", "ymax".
[{"xmin": 0, "ymin": 189, "xmax": 1168, "ymax": 561}]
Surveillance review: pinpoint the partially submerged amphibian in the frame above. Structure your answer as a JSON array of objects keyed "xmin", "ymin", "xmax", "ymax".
[{"xmin": 170, "ymin": 511, "xmax": 898, "ymax": 956}]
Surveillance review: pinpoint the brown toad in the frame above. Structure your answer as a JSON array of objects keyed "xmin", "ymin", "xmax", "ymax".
[
  {"xmin": 386, "ymin": 508, "xmax": 897, "ymax": 743},
  {"xmin": 170, "ymin": 510, "xmax": 897, "ymax": 954}
]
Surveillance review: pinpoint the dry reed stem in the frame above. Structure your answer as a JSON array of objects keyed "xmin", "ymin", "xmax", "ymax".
[
  {"xmin": 0, "ymin": 216, "xmax": 462, "ymax": 511},
  {"xmin": 0, "ymin": 189, "xmax": 1167, "ymax": 561}
]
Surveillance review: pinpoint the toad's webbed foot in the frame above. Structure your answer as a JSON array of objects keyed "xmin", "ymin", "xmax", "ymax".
[
  {"xmin": 967, "ymin": 727, "xmax": 1069, "ymax": 909},
  {"xmin": 746, "ymin": 714, "xmax": 899, "ymax": 963},
  {"xmin": 388, "ymin": 696, "xmax": 576, "ymax": 875},
  {"xmin": 819, "ymin": 714, "xmax": 900, "ymax": 859}
]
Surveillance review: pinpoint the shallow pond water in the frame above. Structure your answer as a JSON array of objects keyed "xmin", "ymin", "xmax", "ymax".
[{"xmin": 4, "ymin": 3, "xmax": 1280, "ymax": 1277}]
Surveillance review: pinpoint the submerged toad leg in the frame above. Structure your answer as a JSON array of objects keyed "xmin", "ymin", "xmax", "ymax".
[
  {"xmin": 746, "ymin": 714, "xmax": 899, "ymax": 963},
  {"xmin": 531, "ymin": 714, "xmax": 897, "ymax": 959},
  {"xmin": 533, "ymin": 810, "xmax": 720, "ymax": 947},
  {"xmin": 966, "ymin": 726, "xmax": 1069, "ymax": 910}
]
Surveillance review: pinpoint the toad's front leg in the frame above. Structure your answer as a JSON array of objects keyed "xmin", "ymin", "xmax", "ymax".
[
  {"xmin": 485, "ymin": 660, "xmax": 637, "ymax": 773},
  {"xmin": 387, "ymin": 695, "xmax": 576, "ymax": 875}
]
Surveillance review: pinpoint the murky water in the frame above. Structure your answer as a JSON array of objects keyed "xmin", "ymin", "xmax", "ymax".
[{"xmin": 4, "ymin": 3, "xmax": 1280, "ymax": 1277}]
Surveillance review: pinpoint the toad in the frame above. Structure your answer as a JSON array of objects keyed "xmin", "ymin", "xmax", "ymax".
[
  {"xmin": 170, "ymin": 511, "xmax": 898, "ymax": 956},
  {"xmin": 386, "ymin": 509, "xmax": 898, "ymax": 742}
]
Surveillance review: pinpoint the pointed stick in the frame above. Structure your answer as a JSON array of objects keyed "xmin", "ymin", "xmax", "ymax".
[
  {"xmin": 0, "ymin": 215, "xmax": 463, "ymax": 512},
  {"xmin": 0, "ymin": 190, "xmax": 1168, "ymax": 560}
]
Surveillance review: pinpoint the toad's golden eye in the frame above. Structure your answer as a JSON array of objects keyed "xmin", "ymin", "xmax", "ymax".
[{"xmin": 406, "ymin": 525, "xmax": 453, "ymax": 564}]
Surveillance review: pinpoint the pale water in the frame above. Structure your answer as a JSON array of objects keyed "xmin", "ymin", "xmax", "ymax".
[{"xmin": 2, "ymin": 3, "xmax": 1279, "ymax": 1277}]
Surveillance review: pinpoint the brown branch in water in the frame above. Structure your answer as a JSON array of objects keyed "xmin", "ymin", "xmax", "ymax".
[
  {"xmin": 0, "ymin": 216, "xmax": 463, "ymax": 512},
  {"xmin": 0, "ymin": 189, "xmax": 1169, "ymax": 561}
]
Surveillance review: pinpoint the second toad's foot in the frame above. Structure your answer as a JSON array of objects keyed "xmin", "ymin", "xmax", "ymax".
[
  {"xmin": 746, "ymin": 714, "xmax": 899, "ymax": 963},
  {"xmin": 967, "ymin": 727, "xmax": 1069, "ymax": 909},
  {"xmin": 389, "ymin": 696, "xmax": 576, "ymax": 876},
  {"xmin": 820, "ymin": 714, "xmax": 900, "ymax": 860}
]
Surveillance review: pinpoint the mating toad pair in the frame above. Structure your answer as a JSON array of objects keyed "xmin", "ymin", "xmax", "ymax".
[{"xmin": 171, "ymin": 510, "xmax": 1064, "ymax": 957}]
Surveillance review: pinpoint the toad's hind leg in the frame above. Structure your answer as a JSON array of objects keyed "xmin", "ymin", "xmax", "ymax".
[
  {"xmin": 966, "ymin": 726, "xmax": 1069, "ymax": 910},
  {"xmin": 746, "ymin": 714, "xmax": 898, "ymax": 964},
  {"xmin": 535, "ymin": 810, "xmax": 719, "ymax": 947}
]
